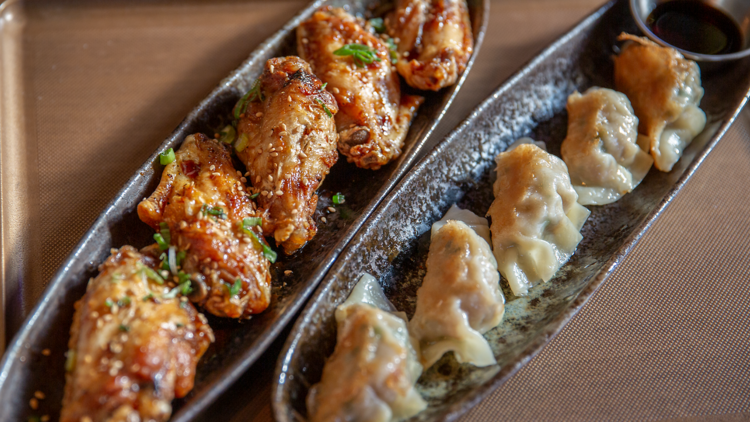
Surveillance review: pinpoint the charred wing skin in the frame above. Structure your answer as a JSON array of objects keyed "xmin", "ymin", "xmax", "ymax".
[
  {"xmin": 387, "ymin": 0, "xmax": 473, "ymax": 91},
  {"xmin": 138, "ymin": 134, "xmax": 271, "ymax": 318},
  {"xmin": 61, "ymin": 246, "xmax": 214, "ymax": 422},
  {"xmin": 235, "ymin": 56, "xmax": 339, "ymax": 255},
  {"xmin": 298, "ymin": 8, "xmax": 424, "ymax": 170}
]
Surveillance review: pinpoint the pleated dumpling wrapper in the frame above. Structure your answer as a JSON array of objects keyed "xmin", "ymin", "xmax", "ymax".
[
  {"xmin": 488, "ymin": 141, "xmax": 590, "ymax": 296},
  {"xmin": 614, "ymin": 33, "xmax": 706, "ymax": 172},
  {"xmin": 409, "ymin": 205, "xmax": 505, "ymax": 369},
  {"xmin": 307, "ymin": 274, "xmax": 426, "ymax": 422},
  {"xmin": 561, "ymin": 87, "xmax": 654, "ymax": 205}
]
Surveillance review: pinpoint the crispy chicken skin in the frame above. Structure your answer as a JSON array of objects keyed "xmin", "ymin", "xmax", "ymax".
[
  {"xmin": 297, "ymin": 7, "xmax": 424, "ymax": 170},
  {"xmin": 61, "ymin": 246, "xmax": 214, "ymax": 422},
  {"xmin": 235, "ymin": 56, "xmax": 339, "ymax": 254},
  {"xmin": 386, "ymin": 0, "xmax": 473, "ymax": 91},
  {"xmin": 138, "ymin": 133, "xmax": 271, "ymax": 318}
]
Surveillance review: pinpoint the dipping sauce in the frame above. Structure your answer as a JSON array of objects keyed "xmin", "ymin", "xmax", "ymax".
[{"xmin": 647, "ymin": 0, "xmax": 744, "ymax": 55}]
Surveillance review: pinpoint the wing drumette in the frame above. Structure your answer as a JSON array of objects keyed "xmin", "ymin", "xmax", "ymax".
[
  {"xmin": 138, "ymin": 133, "xmax": 272, "ymax": 318},
  {"xmin": 234, "ymin": 56, "xmax": 339, "ymax": 254},
  {"xmin": 61, "ymin": 246, "xmax": 214, "ymax": 422},
  {"xmin": 297, "ymin": 7, "xmax": 424, "ymax": 170},
  {"xmin": 386, "ymin": 0, "xmax": 473, "ymax": 91}
]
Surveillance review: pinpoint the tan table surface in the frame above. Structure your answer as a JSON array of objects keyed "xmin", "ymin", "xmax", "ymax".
[{"xmin": 3, "ymin": 0, "xmax": 750, "ymax": 421}]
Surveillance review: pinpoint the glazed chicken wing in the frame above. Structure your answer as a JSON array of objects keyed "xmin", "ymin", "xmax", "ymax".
[
  {"xmin": 138, "ymin": 133, "xmax": 272, "ymax": 318},
  {"xmin": 61, "ymin": 246, "xmax": 214, "ymax": 422},
  {"xmin": 298, "ymin": 7, "xmax": 424, "ymax": 170},
  {"xmin": 386, "ymin": 0, "xmax": 473, "ymax": 91},
  {"xmin": 234, "ymin": 56, "xmax": 339, "ymax": 254}
]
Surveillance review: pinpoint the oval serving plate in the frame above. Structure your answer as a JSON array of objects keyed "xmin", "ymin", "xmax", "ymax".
[
  {"xmin": 272, "ymin": 0, "xmax": 750, "ymax": 420},
  {"xmin": 0, "ymin": 0, "xmax": 488, "ymax": 420}
]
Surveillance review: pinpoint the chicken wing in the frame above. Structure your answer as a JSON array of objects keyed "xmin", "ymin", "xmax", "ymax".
[
  {"xmin": 234, "ymin": 56, "xmax": 339, "ymax": 255},
  {"xmin": 138, "ymin": 133, "xmax": 272, "ymax": 318},
  {"xmin": 386, "ymin": 0, "xmax": 473, "ymax": 91},
  {"xmin": 297, "ymin": 7, "xmax": 424, "ymax": 170},
  {"xmin": 61, "ymin": 246, "xmax": 214, "ymax": 422}
]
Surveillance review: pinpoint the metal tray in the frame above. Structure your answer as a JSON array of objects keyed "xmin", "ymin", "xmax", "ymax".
[
  {"xmin": 272, "ymin": 0, "xmax": 750, "ymax": 420},
  {"xmin": 0, "ymin": 0, "xmax": 488, "ymax": 420}
]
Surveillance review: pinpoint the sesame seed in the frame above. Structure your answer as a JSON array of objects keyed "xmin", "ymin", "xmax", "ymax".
[
  {"xmin": 256, "ymin": 112, "xmax": 263, "ymax": 117},
  {"xmin": 110, "ymin": 343, "xmax": 123, "ymax": 354},
  {"xmin": 321, "ymin": 217, "xmax": 327, "ymax": 224},
  {"xmin": 287, "ymin": 95, "xmax": 292, "ymax": 102},
  {"xmin": 209, "ymin": 165, "xmax": 215, "ymax": 171},
  {"xmin": 41, "ymin": 349, "xmax": 51, "ymax": 356},
  {"xmin": 284, "ymin": 270, "xmax": 293, "ymax": 276},
  {"xmin": 240, "ymin": 177, "xmax": 247, "ymax": 183},
  {"xmin": 327, "ymin": 207, "xmax": 336, "ymax": 212},
  {"xmin": 82, "ymin": 417, "xmax": 93, "ymax": 422},
  {"xmin": 269, "ymin": 65, "xmax": 275, "ymax": 73},
  {"xmin": 291, "ymin": 209, "xmax": 298, "ymax": 214},
  {"xmin": 96, "ymin": 319, "xmax": 104, "ymax": 329},
  {"xmin": 268, "ymin": 175, "xmax": 274, "ymax": 182},
  {"xmin": 90, "ymin": 311, "xmax": 99, "ymax": 319},
  {"xmin": 29, "ymin": 398, "xmax": 38, "ymax": 410},
  {"xmin": 299, "ymin": 152, "xmax": 307, "ymax": 158},
  {"xmin": 180, "ymin": 221, "xmax": 188, "ymax": 229},
  {"xmin": 109, "ymin": 367, "xmax": 118, "ymax": 377},
  {"xmin": 84, "ymin": 355, "xmax": 93, "ymax": 364},
  {"xmin": 332, "ymin": 87, "xmax": 339, "ymax": 94},
  {"xmin": 280, "ymin": 123, "xmax": 287, "ymax": 131},
  {"xmin": 275, "ymin": 190, "xmax": 283, "ymax": 196},
  {"xmin": 302, "ymin": 38, "xmax": 309, "ymax": 44},
  {"xmin": 261, "ymin": 190, "xmax": 268, "ymax": 196},
  {"xmin": 34, "ymin": 391, "xmax": 45, "ymax": 400},
  {"xmin": 236, "ymin": 170, "xmax": 242, "ymax": 177},
  {"xmin": 271, "ymin": 152, "xmax": 279, "ymax": 157},
  {"xmin": 212, "ymin": 172, "xmax": 221, "ymax": 177}
]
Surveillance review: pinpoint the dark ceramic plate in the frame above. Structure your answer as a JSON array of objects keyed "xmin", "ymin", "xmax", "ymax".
[
  {"xmin": 272, "ymin": 0, "xmax": 750, "ymax": 421},
  {"xmin": 0, "ymin": 0, "xmax": 487, "ymax": 420}
]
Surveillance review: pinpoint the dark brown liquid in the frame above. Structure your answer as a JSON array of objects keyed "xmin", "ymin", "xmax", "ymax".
[{"xmin": 647, "ymin": 0, "xmax": 744, "ymax": 55}]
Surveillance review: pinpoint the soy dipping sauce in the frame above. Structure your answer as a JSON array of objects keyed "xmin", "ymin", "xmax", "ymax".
[{"xmin": 647, "ymin": 0, "xmax": 744, "ymax": 55}]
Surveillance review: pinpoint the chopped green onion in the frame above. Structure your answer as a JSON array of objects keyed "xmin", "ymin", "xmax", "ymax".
[
  {"xmin": 369, "ymin": 17, "xmax": 386, "ymax": 33},
  {"xmin": 142, "ymin": 293, "xmax": 154, "ymax": 301},
  {"xmin": 117, "ymin": 296, "xmax": 131, "ymax": 307},
  {"xmin": 159, "ymin": 148, "xmax": 175, "ymax": 165},
  {"xmin": 219, "ymin": 124, "xmax": 237, "ymax": 144},
  {"xmin": 332, "ymin": 192, "xmax": 345, "ymax": 205},
  {"xmin": 105, "ymin": 298, "xmax": 114, "ymax": 308},
  {"xmin": 140, "ymin": 266, "xmax": 165, "ymax": 284},
  {"xmin": 160, "ymin": 252, "xmax": 169, "ymax": 271},
  {"xmin": 64, "ymin": 350, "xmax": 76, "ymax": 372},
  {"xmin": 321, "ymin": 82, "xmax": 328, "ymax": 90},
  {"xmin": 180, "ymin": 278, "xmax": 193, "ymax": 295},
  {"xmin": 230, "ymin": 278, "xmax": 242, "ymax": 296},
  {"xmin": 176, "ymin": 250, "xmax": 187, "ymax": 267},
  {"xmin": 162, "ymin": 286, "xmax": 180, "ymax": 300},
  {"xmin": 235, "ymin": 132, "xmax": 250, "ymax": 153},
  {"xmin": 119, "ymin": 324, "xmax": 130, "ymax": 332},
  {"xmin": 201, "ymin": 204, "xmax": 227, "ymax": 220},
  {"xmin": 234, "ymin": 79, "xmax": 264, "ymax": 120},
  {"xmin": 154, "ymin": 234, "xmax": 168, "ymax": 251},
  {"xmin": 159, "ymin": 222, "xmax": 171, "ymax": 244},
  {"xmin": 250, "ymin": 192, "xmax": 260, "ymax": 199},
  {"xmin": 243, "ymin": 217, "xmax": 262, "ymax": 228},
  {"xmin": 386, "ymin": 37, "xmax": 398, "ymax": 64},
  {"xmin": 315, "ymin": 98, "xmax": 333, "ymax": 118},
  {"xmin": 334, "ymin": 43, "xmax": 382, "ymax": 67},
  {"xmin": 241, "ymin": 226, "xmax": 278, "ymax": 263},
  {"xmin": 168, "ymin": 246, "xmax": 178, "ymax": 274}
]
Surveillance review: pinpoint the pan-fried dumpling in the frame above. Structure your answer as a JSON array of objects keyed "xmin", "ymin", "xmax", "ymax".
[
  {"xmin": 561, "ymin": 87, "xmax": 654, "ymax": 205},
  {"xmin": 409, "ymin": 206, "xmax": 504, "ymax": 369},
  {"xmin": 488, "ymin": 142, "xmax": 590, "ymax": 296},
  {"xmin": 614, "ymin": 33, "xmax": 706, "ymax": 172},
  {"xmin": 307, "ymin": 274, "xmax": 426, "ymax": 422}
]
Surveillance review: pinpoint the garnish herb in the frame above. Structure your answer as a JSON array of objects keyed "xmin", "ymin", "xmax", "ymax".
[
  {"xmin": 180, "ymin": 278, "xmax": 193, "ymax": 295},
  {"xmin": 219, "ymin": 125, "xmax": 236, "ymax": 144},
  {"xmin": 250, "ymin": 192, "xmax": 260, "ymax": 199},
  {"xmin": 119, "ymin": 324, "xmax": 130, "ymax": 332},
  {"xmin": 386, "ymin": 37, "xmax": 399, "ymax": 64},
  {"xmin": 321, "ymin": 82, "xmax": 328, "ymax": 90},
  {"xmin": 234, "ymin": 78, "xmax": 264, "ymax": 121},
  {"xmin": 235, "ymin": 132, "xmax": 250, "ymax": 153},
  {"xmin": 333, "ymin": 43, "xmax": 382, "ymax": 67},
  {"xmin": 140, "ymin": 266, "xmax": 165, "ymax": 284},
  {"xmin": 117, "ymin": 296, "xmax": 131, "ymax": 307},
  {"xmin": 154, "ymin": 222, "xmax": 171, "ymax": 251},
  {"xmin": 241, "ymin": 224, "xmax": 278, "ymax": 263},
  {"xmin": 105, "ymin": 298, "xmax": 114, "ymax": 308},
  {"xmin": 230, "ymin": 278, "xmax": 242, "ymax": 296},
  {"xmin": 315, "ymin": 98, "xmax": 333, "ymax": 118},
  {"xmin": 201, "ymin": 204, "xmax": 227, "ymax": 220},
  {"xmin": 142, "ymin": 293, "xmax": 154, "ymax": 301},
  {"xmin": 243, "ymin": 217, "xmax": 262, "ymax": 228},
  {"xmin": 369, "ymin": 17, "xmax": 386, "ymax": 33},
  {"xmin": 332, "ymin": 192, "xmax": 345, "ymax": 205},
  {"xmin": 159, "ymin": 148, "xmax": 175, "ymax": 165}
]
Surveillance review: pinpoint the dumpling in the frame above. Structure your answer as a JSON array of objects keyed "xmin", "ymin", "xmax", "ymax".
[
  {"xmin": 561, "ymin": 87, "xmax": 654, "ymax": 205},
  {"xmin": 409, "ymin": 206, "xmax": 504, "ymax": 369},
  {"xmin": 307, "ymin": 274, "xmax": 426, "ymax": 422},
  {"xmin": 488, "ymin": 142, "xmax": 590, "ymax": 296},
  {"xmin": 614, "ymin": 33, "xmax": 707, "ymax": 172}
]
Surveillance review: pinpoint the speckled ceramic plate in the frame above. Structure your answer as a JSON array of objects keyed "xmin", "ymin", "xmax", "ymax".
[
  {"xmin": 272, "ymin": 0, "xmax": 750, "ymax": 420},
  {"xmin": 0, "ymin": 0, "xmax": 487, "ymax": 420}
]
